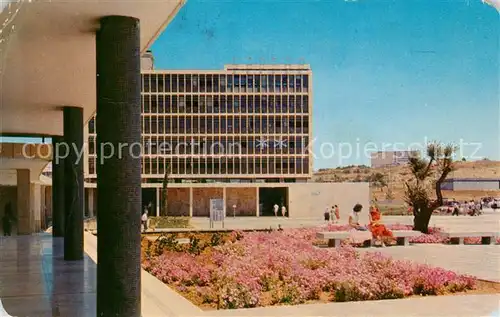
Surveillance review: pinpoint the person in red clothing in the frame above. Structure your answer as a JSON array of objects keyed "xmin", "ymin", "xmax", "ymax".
[{"xmin": 368, "ymin": 206, "xmax": 394, "ymax": 247}]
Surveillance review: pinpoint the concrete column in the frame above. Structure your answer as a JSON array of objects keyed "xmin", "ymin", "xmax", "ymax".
[
  {"xmin": 96, "ymin": 15, "xmax": 142, "ymax": 317},
  {"xmin": 17, "ymin": 169, "xmax": 32, "ymax": 235},
  {"xmin": 88, "ymin": 188, "xmax": 95, "ymax": 218},
  {"xmin": 155, "ymin": 187, "xmax": 160, "ymax": 217},
  {"xmin": 256, "ymin": 187, "xmax": 259, "ymax": 217},
  {"xmin": 63, "ymin": 106, "xmax": 84, "ymax": 261},
  {"xmin": 223, "ymin": 187, "xmax": 227, "ymax": 217},
  {"xmin": 31, "ymin": 183, "xmax": 41, "ymax": 232},
  {"xmin": 40, "ymin": 185, "xmax": 46, "ymax": 230},
  {"xmin": 52, "ymin": 136, "xmax": 65, "ymax": 237},
  {"xmin": 189, "ymin": 187, "xmax": 193, "ymax": 217}
]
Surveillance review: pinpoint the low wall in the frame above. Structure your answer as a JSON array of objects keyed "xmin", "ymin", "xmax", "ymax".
[{"xmin": 288, "ymin": 182, "xmax": 370, "ymax": 223}]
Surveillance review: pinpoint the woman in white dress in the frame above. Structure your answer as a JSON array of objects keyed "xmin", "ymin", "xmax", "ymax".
[{"xmin": 348, "ymin": 203, "xmax": 371, "ymax": 244}]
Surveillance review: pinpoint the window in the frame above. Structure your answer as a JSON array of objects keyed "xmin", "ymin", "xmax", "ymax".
[
  {"xmin": 143, "ymin": 74, "xmax": 150, "ymax": 92},
  {"xmin": 192, "ymin": 75, "xmax": 199, "ymax": 92},
  {"xmin": 158, "ymin": 75, "xmax": 164, "ymax": 92},
  {"xmin": 89, "ymin": 136, "xmax": 95, "ymax": 154},
  {"xmin": 143, "ymin": 95, "xmax": 150, "ymax": 113},
  {"xmin": 89, "ymin": 157, "xmax": 96, "ymax": 175},
  {"xmin": 88, "ymin": 118, "xmax": 95, "ymax": 134},
  {"xmin": 165, "ymin": 75, "xmax": 171, "ymax": 92}
]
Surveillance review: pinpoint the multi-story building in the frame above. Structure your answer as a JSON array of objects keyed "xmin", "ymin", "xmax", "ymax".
[
  {"xmin": 82, "ymin": 59, "xmax": 367, "ymax": 220},
  {"xmin": 85, "ymin": 64, "xmax": 312, "ymax": 184},
  {"xmin": 370, "ymin": 150, "xmax": 419, "ymax": 168}
]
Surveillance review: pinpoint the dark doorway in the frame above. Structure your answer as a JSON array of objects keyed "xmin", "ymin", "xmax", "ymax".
[
  {"xmin": 259, "ymin": 187, "xmax": 288, "ymax": 216},
  {"xmin": 142, "ymin": 188, "xmax": 156, "ymax": 215}
]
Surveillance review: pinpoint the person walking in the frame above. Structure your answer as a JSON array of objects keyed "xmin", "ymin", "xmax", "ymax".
[
  {"xmin": 281, "ymin": 205, "xmax": 287, "ymax": 217},
  {"xmin": 452, "ymin": 205, "xmax": 459, "ymax": 216},
  {"xmin": 273, "ymin": 203, "xmax": 279, "ymax": 217},
  {"xmin": 141, "ymin": 207, "xmax": 149, "ymax": 232},
  {"xmin": 334, "ymin": 205, "xmax": 340, "ymax": 223},
  {"xmin": 324, "ymin": 206, "xmax": 330, "ymax": 222}
]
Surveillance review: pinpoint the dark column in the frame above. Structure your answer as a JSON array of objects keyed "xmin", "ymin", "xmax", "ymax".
[
  {"xmin": 63, "ymin": 106, "xmax": 84, "ymax": 261},
  {"xmin": 52, "ymin": 136, "xmax": 65, "ymax": 237},
  {"xmin": 96, "ymin": 16, "xmax": 142, "ymax": 317}
]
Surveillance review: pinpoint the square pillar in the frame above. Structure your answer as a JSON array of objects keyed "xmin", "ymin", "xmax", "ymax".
[
  {"xmin": 189, "ymin": 187, "xmax": 193, "ymax": 217},
  {"xmin": 96, "ymin": 15, "xmax": 142, "ymax": 317},
  {"xmin": 31, "ymin": 183, "xmax": 41, "ymax": 232},
  {"xmin": 88, "ymin": 188, "xmax": 95, "ymax": 218},
  {"xmin": 40, "ymin": 185, "xmax": 46, "ymax": 230},
  {"xmin": 17, "ymin": 169, "xmax": 32, "ymax": 235},
  {"xmin": 223, "ymin": 187, "xmax": 227, "ymax": 217},
  {"xmin": 52, "ymin": 136, "xmax": 65, "ymax": 237},
  {"xmin": 63, "ymin": 106, "xmax": 84, "ymax": 261},
  {"xmin": 155, "ymin": 187, "xmax": 160, "ymax": 217},
  {"xmin": 256, "ymin": 187, "xmax": 259, "ymax": 217}
]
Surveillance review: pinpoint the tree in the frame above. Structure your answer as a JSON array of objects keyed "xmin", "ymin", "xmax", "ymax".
[
  {"xmin": 385, "ymin": 188, "xmax": 395, "ymax": 201},
  {"xmin": 369, "ymin": 172, "xmax": 387, "ymax": 191},
  {"xmin": 404, "ymin": 142, "xmax": 456, "ymax": 233},
  {"xmin": 434, "ymin": 144, "xmax": 456, "ymax": 206},
  {"xmin": 160, "ymin": 163, "xmax": 171, "ymax": 216}
]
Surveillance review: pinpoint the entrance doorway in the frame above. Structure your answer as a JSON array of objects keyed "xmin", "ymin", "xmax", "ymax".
[
  {"xmin": 258, "ymin": 187, "xmax": 288, "ymax": 217},
  {"xmin": 141, "ymin": 188, "xmax": 156, "ymax": 215}
]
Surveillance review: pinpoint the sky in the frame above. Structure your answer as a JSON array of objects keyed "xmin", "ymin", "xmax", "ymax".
[
  {"xmin": 2, "ymin": 0, "xmax": 497, "ymax": 169},
  {"xmin": 150, "ymin": 0, "xmax": 499, "ymax": 169}
]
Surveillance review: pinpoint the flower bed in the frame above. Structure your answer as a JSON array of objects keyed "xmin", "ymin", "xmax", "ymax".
[
  {"xmin": 312, "ymin": 223, "xmax": 500, "ymax": 245},
  {"xmin": 142, "ymin": 229, "xmax": 478, "ymax": 310}
]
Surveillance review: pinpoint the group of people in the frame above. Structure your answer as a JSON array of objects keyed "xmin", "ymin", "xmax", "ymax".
[
  {"xmin": 273, "ymin": 203, "xmax": 287, "ymax": 217},
  {"xmin": 450, "ymin": 200, "xmax": 482, "ymax": 216},
  {"xmin": 348, "ymin": 203, "xmax": 394, "ymax": 247},
  {"xmin": 323, "ymin": 205, "xmax": 340, "ymax": 223}
]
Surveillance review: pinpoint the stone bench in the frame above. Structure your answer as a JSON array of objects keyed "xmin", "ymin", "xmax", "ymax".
[
  {"xmin": 391, "ymin": 230, "xmax": 421, "ymax": 246},
  {"xmin": 440, "ymin": 231, "xmax": 498, "ymax": 245},
  {"xmin": 316, "ymin": 232, "xmax": 350, "ymax": 248},
  {"xmin": 317, "ymin": 230, "xmax": 422, "ymax": 248}
]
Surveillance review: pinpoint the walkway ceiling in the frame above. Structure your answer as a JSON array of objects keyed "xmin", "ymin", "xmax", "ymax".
[{"xmin": 0, "ymin": 0, "xmax": 185, "ymax": 137}]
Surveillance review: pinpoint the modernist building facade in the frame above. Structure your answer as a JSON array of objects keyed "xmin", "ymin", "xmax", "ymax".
[
  {"xmin": 83, "ymin": 62, "xmax": 313, "ymax": 217},
  {"xmin": 85, "ymin": 64, "xmax": 313, "ymax": 183}
]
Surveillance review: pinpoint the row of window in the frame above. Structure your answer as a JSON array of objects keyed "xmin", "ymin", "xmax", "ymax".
[
  {"xmin": 143, "ymin": 74, "xmax": 310, "ymax": 93},
  {"xmin": 140, "ymin": 95, "xmax": 310, "ymax": 114},
  {"xmin": 88, "ymin": 157, "xmax": 310, "ymax": 175},
  {"xmin": 89, "ymin": 115, "xmax": 309, "ymax": 135},
  {"xmin": 87, "ymin": 136, "xmax": 309, "ymax": 156}
]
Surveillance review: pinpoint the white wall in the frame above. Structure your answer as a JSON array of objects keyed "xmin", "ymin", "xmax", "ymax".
[
  {"xmin": 288, "ymin": 182, "xmax": 370, "ymax": 224},
  {"xmin": 454, "ymin": 181, "xmax": 500, "ymax": 191}
]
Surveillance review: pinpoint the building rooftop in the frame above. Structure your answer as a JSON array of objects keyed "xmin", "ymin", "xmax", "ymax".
[{"xmin": 224, "ymin": 64, "xmax": 311, "ymax": 71}]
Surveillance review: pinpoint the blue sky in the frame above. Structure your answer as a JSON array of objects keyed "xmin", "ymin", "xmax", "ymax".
[
  {"xmin": 151, "ymin": 0, "xmax": 499, "ymax": 168},
  {"xmin": 3, "ymin": 0, "xmax": 497, "ymax": 169}
]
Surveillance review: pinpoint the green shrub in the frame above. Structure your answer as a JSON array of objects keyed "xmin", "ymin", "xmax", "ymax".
[{"xmin": 149, "ymin": 216, "xmax": 191, "ymax": 229}]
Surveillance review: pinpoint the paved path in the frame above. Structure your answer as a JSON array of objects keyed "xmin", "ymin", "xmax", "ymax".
[
  {"xmin": 191, "ymin": 211, "xmax": 500, "ymax": 232},
  {"xmin": 0, "ymin": 235, "xmax": 96, "ymax": 317},
  {"xmin": 204, "ymin": 294, "xmax": 500, "ymax": 317},
  {"xmin": 360, "ymin": 244, "xmax": 500, "ymax": 282}
]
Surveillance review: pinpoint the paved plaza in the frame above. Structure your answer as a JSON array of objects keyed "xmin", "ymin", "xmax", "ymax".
[{"xmin": 0, "ymin": 212, "xmax": 498, "ymax": 316}]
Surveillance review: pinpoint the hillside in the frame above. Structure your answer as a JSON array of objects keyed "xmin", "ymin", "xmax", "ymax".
[{"xmin": 313, "ymin": 160, "xmax": 500, "ymax": 202}]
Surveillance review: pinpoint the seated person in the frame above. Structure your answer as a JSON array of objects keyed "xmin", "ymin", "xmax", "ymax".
[
  {"xmin": 368, "ymin": 206, "xmax": 393, "ymax": 247},
  {"xmin": 349, "ymin": 204, "xmax": 367, "ymax": 231}
]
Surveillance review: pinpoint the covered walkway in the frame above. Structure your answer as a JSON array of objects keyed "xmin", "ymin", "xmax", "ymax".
[
  {"xmin": 0, "ymin": 0, "xmax": 187, "ymax": 316},
  {"xmin": 0, "ymin": 235, "xmax": 96, "ymax": 316}
]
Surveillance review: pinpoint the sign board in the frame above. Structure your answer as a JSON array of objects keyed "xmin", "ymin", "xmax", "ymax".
[{"xmin": 209, "ymin": 198, "xmax": 225, "ymax": 228}]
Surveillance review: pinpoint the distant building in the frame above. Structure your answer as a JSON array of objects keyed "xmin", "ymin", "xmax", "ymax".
[
  {"xmin": 440, "ymin": 178, "xmax": 500, "ymax": 191},
  {"xmin": 370, "ymin": 150, "xmax": 419, "ymax": 168}
]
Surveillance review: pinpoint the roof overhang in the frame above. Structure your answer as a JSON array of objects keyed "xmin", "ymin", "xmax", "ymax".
[{"xmin": 0, "ymin": 0, "xmax": 186, "ymax": 137}]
